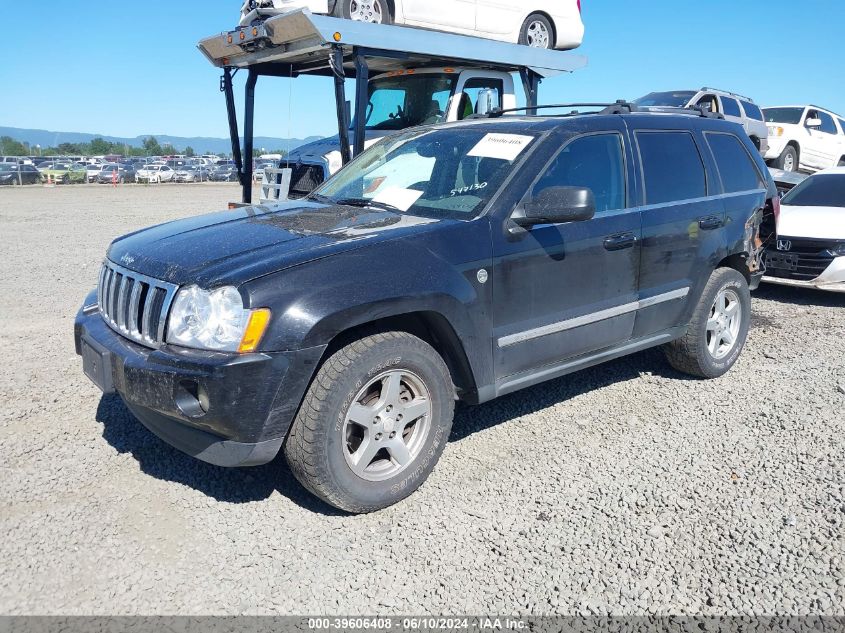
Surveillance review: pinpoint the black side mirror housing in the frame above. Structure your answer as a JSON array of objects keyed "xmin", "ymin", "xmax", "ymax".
[{"xmin": 514, "ymin": 186, "xmax": 596, "ymax": 227}]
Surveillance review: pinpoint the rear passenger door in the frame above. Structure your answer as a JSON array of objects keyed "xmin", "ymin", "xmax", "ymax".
[
  {"xmin": 630, "ymin": 124, "xmax": 724, "ymax": 339},
  {"xmin": 492, "ymin": 125, "xmax": 641, "ymax": 381}
]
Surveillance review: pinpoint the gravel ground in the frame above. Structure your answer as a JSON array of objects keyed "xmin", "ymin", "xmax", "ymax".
[{"xmin": 0, "ymin": 183, "xmax": 843, "ymax": 616}]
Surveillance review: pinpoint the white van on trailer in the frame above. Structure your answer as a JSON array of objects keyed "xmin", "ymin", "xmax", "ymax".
[{"xmin": 199, "ymin": 8, "xmax": 586, "ymax": 203}]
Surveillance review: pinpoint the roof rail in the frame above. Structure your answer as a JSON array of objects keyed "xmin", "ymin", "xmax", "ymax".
[
  {"xmin": 484, "ymin": 101, "xmax": 724, "ymax": 120},
  {"xmin": 485, "ymin": 100, "xmax": 636, "ymax": 118},
  {"xmin": 700, "ymin": 87, "xmax": 754, "ymax": 102}
]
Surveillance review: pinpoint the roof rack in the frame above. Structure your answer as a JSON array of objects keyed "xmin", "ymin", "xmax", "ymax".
[
  {"xmin": 700, "ymin": 87, "xmax": 754, "ymax": 102},
  {"xmin": 484, "ymin": 101, "xmax": 724, "ymax": 119}
]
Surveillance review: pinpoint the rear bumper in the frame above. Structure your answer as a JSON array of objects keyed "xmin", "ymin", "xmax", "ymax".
[{"xmin": 74, "ymin": 292, "xmax": 325, "ymax": 467}]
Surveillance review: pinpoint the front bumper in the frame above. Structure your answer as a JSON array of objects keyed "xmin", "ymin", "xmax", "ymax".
[
  {"xmin": 74, "ymin": 292, "xmax": 325, "ymax": 467},
  {"xmin": 764, "ymin": 137, "xmax": 787, "ymax": 161},
  {"xmin": 762, "ymin": 254, "xmax": 845, "ymax": 293}
]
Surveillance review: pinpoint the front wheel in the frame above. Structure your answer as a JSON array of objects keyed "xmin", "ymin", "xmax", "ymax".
[
  {"xmin": 664, "ymin": 268, "xmax": 751, "ymax": 379},
  {"xmin": 285, "ymin": 331, "xmax": 454, "ymax": 513},
  {"xmin": 333, "ymin": 0, "xmax": 392, "ymax": 24},
  {"xmin": 519, "ymin": 13, "xmax": 555, "ymax": 49},
  {"xmin": 775, "ymin": 145, "xmax": 798, "ymax": 172}
]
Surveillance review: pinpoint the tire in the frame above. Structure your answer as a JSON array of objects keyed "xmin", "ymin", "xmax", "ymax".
[
  {"xmin": 519, "ymin": 13, "xmax": 554, "ymax": 49},
  {"xmin": 838, "ymin": 158, "xmax": 845, "ymax": 167},
  {"xmin": 664, "ymin": 268, "xmax": 751, "ymax": 379},
  {"xmin": 285, "ymin": 331, "xmax": 454, "ymax": 513},
  {"xmin": 332, "ymin": 0, "xmax": 392, "ymax": 24},
  {"xmin": 775, "ymin": 144, "xmax": 798, "ymax": 172}
]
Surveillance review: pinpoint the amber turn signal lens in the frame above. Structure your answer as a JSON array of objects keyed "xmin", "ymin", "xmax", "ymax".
[
  {"xmin": 238, "ymin": 309, "xmax": 272, "ymax": 354},
  {"xmin": 227, "ymin": 35, "xmax": 233, "ymax": 44},
  {"xmin": 333, "ymin": 32, "xmax": 342, "ymax": 42}
]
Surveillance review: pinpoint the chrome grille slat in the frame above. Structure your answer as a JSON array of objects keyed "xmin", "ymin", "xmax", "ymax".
[
  {"xmin": 128, "ymin": 282, "xmax": 143, "ymax": 336},
  {"xmin": 97, "ymin": 260, "xmax": 179, "ymax": 350},
  {"xmin": 116, "ymin": 276, "xmax": 130, "ymax": 331}
]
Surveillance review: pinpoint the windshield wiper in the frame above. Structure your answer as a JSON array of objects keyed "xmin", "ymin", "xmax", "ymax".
[
  {"xmin": 334, "ymin": 198, "xmax": 405, "ymax": 213},
  {"xmin": 306, "ymin": 192, "xmax": 335, "ymax": 204}
]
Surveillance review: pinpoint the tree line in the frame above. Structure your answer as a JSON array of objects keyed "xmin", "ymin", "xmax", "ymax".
[{"xmin": 0, "ymin": 136, "xmax": 288, "ymax": 159}]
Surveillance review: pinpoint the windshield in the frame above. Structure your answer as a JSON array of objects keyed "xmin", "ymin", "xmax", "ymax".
[
  {"xmin": 763, "ymin": 107, "xmax": 805, "ymax": 124},
  {"xmin": 357, "ymin": 74, "xmax": 459, "ymax": 132},
  {"xmin": 312, "ymin": 127, "xmax": 538, "ymax": 220},
  {"xmin": 781, "ymin": 174, "xmax": 845, "ymax": 208},
  {"xmin": 634, "ymin": 91, "xmax": 696, "ymax": 107},
  {"xmin": 0, "ymin": 164, "xmax": 16, "ymax": 171}
]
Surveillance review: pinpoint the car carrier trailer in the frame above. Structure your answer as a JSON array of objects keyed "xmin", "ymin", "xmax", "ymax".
[{"xmin": 199, "ymin": 9, "xmax": 587, "ymax": 204}]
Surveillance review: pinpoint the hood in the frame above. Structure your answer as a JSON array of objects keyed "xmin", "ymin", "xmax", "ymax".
[
  {"xmin": 778, "ymin": 204, "xmax": 845, "ymax": 240},
  {"xmin": 286, "ymin": 129, "xmax": 388, "ymax": 163},
  {"xmin": 108, "ymin": 200, "xmax": 447, "ymax": 288}
]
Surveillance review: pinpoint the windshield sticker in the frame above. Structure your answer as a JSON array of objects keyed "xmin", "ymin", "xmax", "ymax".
[
  {"xmin": 373, "ymin": 187, "xmax": 423, "ymax": 212},
  {"xmin": 467, "ymin": 134, "xmax": 534, "ymax": 161}
]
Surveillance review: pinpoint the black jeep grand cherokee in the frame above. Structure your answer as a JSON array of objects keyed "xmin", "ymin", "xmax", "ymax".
[{"xmin": 76, "ymin": 110, "xmax": 776, "ymax": 512}]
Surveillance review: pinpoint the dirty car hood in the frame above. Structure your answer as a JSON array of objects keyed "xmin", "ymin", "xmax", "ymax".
[{"xmin": 108, "ymin": 200, "xmax": 443, "ymax": 287}]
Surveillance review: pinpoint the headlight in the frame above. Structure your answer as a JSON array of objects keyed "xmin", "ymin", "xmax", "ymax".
[
  {"xmin": 768, "ymin": 126, "xmax": 784, "ymax": 137},
  {"xmin": 832, "ymin": 243, "xmax": 845, "ymax": 257},
  {"xmin": 167, "ymin": 285, "xmax": 271, "ymax": 353}
]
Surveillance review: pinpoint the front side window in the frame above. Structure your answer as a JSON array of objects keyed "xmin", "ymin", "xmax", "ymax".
[
  {"xmin": 816, "ymin": 111, "xmax": 838, "ymax": 135},
  {"xmin": 705, "ymin": 133, "xmax": 764, "ymax": 194},
  {"xmin": 763, "ymin": 107, "xmax": 805, "ymax": 125},
  {"xmin": 533, "ymin": 134, "xmax": 626, "ymax": 214},
  {"xmin": 637, "ymin": 131, "xmax": 707, "ymax": 205},
  {"xmin": 314, "ymin": 127, "xmax": 538, "ymax": 220},
  {"xmin": 360, "ymin": 74, "xmax": 458, "ymax": 132},
  {"xmin": 839, "ymin": 119, "xmax": 845, "ymax": 135},
  {"xmin": 455, "ymin": 78, "xmax": 504, "ymax": 120},
  {"xmin": 720, "ymin": 97, "xmax": 742, "ymax": 118},
  {"xmin": 782, "ymin": 174, "xmax": 845, "ymax": 209}
]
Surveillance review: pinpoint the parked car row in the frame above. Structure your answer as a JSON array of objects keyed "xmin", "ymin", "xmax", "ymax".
[{"xmin": 633, "ymin": 89, "xmax": 845, "ymax": 174}]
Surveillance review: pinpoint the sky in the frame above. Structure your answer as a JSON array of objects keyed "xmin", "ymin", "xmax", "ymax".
[{"xmin": 1, "ymin": 0, "xmax": 843, "ymax": 141}]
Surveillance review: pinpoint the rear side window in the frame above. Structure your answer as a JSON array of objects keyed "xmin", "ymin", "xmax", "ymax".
[
  {"xmin": 636, "ymin": 131, "xmax": 706, "ymax": 205},
  {"xmin": 740, "ymin": 100, "xmax": 764, "ymax": 121},
  {"xmin": 705, "ymin": 133, "xmax": 764, "ymax": 194},
  {"xmin": 720, "ymin": 97, "xmax": 742, "ymax": 118},
  {"xmin": 533, "ymin": 133, "xmax": 626, "ymax": 214}
]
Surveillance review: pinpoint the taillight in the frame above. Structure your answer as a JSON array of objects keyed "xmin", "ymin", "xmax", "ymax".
[
  {"xmin": 772, "ymin": 195, "xmax": 781, "ymax": 229},
  {"xmin": 577, "ymin": 0, "xmax": 582, "ymax": 12}
]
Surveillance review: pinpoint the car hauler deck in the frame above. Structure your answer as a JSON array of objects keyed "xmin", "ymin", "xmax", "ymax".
[{"xmin": 198, "ymin": 9, "xmax": 587, "ymax": 203}]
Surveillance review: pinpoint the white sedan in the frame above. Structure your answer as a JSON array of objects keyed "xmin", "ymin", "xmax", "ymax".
[
  {"xmin": 240, "ymin": 0, "xmax": 584, "ymax": 50},
  {"xmin": 763, "ymin": 167, "xmax": 845, "ymax": 293},
  {"xmin": 136, "ymin": 165, "xmax": 176, "ymax": 184}
]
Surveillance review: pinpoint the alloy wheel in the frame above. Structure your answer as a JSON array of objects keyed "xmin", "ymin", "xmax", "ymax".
[
  {"xmin": 349, "ymin": 0, "xmax": 384, "ymax": 23},
  {"xmin": 706, "ymin": 288, "xmax": 742, "ymax": 360},
  {"xmin": 342, "ymin": 369, "xmax": 432, "ymax": 482},
  {"xmin": 526, "ymin": 20, "xmax": 550, "ymax": 48}
]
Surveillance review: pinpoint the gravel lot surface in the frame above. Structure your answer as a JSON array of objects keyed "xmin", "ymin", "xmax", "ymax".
[{"xmin": 1, "ymin": 183, "xmax": 843, "ymax": 616}]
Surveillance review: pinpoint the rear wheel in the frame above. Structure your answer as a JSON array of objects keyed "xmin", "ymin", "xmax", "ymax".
[
  {"xmin": 285, "ymin": 331, "xmax": 454, "ymax": 513},
  {"xmin": 664, "ymin": 268, "xmax": 751, "ymax": 379},
  {"xmin": 838, "ymin": 158, "xmax": 845, "ymax": 167},
  {"xmin": 775, "ymin": 145, "xmax": 798, "ymax": 172},
  {"xmin": 519, "ymin": 13, "xmax": 554, "ymax": 49},
  {"xmin": 333, "ymin": 0, "xmax": 392, "ymax": 24}
]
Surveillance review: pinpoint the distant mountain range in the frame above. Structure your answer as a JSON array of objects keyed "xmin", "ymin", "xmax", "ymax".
[{"xmin": 0, "ymin": 126, "xmax": 321, "ymax": 155}]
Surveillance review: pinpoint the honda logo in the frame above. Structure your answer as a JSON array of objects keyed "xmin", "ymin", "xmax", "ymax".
[{"xmin": 777, "ymin": 240, "xmax": 792, "ymax": 252}]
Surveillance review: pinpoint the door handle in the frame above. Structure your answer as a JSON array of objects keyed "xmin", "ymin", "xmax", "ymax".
[
  {"xmin": 698, "ymin": 216, "xmax": 723, "ymax": 231},
  {"xmin": 603, "ymin": 233, "xmax": 637, "ymax": 251}
]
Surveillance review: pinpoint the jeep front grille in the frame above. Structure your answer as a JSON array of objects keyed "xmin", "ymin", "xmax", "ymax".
[{"xmin": 97, "ymin": 261, "xmax": 179, "ymax": 349}]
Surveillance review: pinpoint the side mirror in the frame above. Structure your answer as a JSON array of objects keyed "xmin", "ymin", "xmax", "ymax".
[
  {"xmin": 474, "ymin": 88, "xmax": 500, "ymax": 116},
  {"xmin": 513, "ymin": 186, "xmax": 596, "ymax": 227},
  {"xmin": 806, "ymin": 117, "xmax": 823, "ymax": 128}
]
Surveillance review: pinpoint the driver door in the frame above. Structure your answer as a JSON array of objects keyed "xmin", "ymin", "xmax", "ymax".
[
  {"xmin": 491, "ymin": 127, "xmax": 641, "ymax": 382},
  {"xmin": 400, "ymin": 0, "xmax": 475, "ymax": 30}
]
